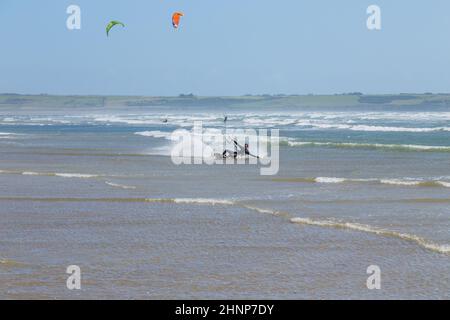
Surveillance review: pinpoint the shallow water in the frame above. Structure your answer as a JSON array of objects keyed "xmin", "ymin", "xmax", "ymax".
[{"xmin": 0, "ymin": 105, "xmax": 449, "ymax": 299}]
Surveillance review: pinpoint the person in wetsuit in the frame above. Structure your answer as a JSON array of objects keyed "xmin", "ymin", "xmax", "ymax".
[
  {"xmin": 222, "ymin": 139, "xmax": 239, "ymax": 159},
  {"xmin": 222, "ymin": 140, "xmax": 259, "ymax": 159}
]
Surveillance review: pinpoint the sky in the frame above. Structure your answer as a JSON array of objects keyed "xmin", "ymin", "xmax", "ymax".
[{"xmin": 1, "ymin": 0, "xmax": 450, "ymax": 96}]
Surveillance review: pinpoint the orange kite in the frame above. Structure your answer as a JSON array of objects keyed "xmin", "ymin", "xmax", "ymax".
[{"xmin": 172, "ymin": 12, "xmax": 184, "ymax": 29}]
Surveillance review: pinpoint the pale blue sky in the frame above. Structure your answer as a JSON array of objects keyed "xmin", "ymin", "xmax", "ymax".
[{"xmin": 1, "ymin": 0, "xmax": 450, "ymax": 95}]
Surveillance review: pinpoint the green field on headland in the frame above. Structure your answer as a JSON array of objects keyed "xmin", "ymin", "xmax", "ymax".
[{"xmin": 1, "ymin": 93, "xmax": 450, "ymax": 109}]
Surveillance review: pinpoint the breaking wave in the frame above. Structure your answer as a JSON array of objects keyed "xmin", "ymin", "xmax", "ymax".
[
  {"xmin": 135, "ymin": 131, "xmax": 174, "ymax": 139},
  {"xmin": 290, "ymin": 217, "xmax": 450, "ymax": 255},
  {"xmin": 54, "ymin": 173, "xmax": 99, "ymax": 179},
  {"xmin": 0, "ymin": 170, "xmax": 100, "ymax": 179},
  {"xmin": 173, "ymin": 198, "xmax": 236, "ymax": 206},
  {"xmin": 105, "ymin": 181, "xmax": 137, "ymax": 190},
  {"xmin": 285, "ymin": 141, "xmax": 450, "ymax": 152},
  {"xmin": 135, "ymin": 131, "xmax": 450, "ymax": 155},
  {"xmin": 295, "ymin": 122, "xmax": 450, "ymax": 132},
  {"xmin": 0, "ymin": 196, "xmax": 447, "ymax": 255},
  {"xmin": 272, "ymin": 177, "xmax": 450, "ymax": 188}
]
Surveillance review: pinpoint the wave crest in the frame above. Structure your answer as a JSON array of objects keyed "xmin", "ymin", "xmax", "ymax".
[
  {"xmin": 272, "ymin": 176, "xmax": 450, "ymax": 188},
  {"xmin": 290, "ymin": 217, "xmax": 450, "ymax": 255},
  {"xmin": 286, "ymin": 141, "xmax": 450, "ymax": 152},
  {"xmin": 0, "ymin": 195, "xmax": 447, "ymax": 255},
  {"xmin": 105, "ymin": 181, "xmax": 137, "ymax": 190}
]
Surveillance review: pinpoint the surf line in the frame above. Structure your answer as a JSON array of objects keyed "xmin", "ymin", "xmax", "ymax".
[
  {"xmin": 1, "ymin": 169, "xmax": 139, "ymax": 189},
  {"xmin": 0, "ymin": 196, "xmax": 448, "ymax": 255}
]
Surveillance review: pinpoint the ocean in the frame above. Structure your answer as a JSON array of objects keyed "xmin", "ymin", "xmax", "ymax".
[{"xmin": 0, "ymin": 104, "xmax": 449, "ymax": 299}]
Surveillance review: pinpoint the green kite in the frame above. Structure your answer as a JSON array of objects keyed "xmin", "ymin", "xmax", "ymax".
[{"xmin": 106, "ymin": 21, "xmax": 125, "ymax": 37}]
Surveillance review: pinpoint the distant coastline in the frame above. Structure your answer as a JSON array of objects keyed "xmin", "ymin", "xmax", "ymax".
[{"xmin": 1, "ymin": 93, "xmax": 450, "ymax": 109}]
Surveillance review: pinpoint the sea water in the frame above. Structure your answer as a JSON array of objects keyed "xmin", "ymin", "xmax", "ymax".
[{"xmin": 0, "ymin": 105, "xmax": 449, "ymax": 299}]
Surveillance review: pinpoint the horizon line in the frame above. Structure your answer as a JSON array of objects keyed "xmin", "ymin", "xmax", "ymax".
[{"xmin": 2, "ymin": 92, "xmax": 449, "ymax": 97}]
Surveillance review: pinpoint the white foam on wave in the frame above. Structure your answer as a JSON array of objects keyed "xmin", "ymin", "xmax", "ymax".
[
  {"xmin": 243, "ymin": 117, "xmax": 297, "ymax": 127},
  {"xmin": 173, "ymin": 198, "xmax": 235, "ymax": 206},
  {"xmin": 136, "ymin": 127, "xmax": 276, "ymax": 158},
  {"xmin": 313, "ymin": 177, "xmax": 377, "ymax": 184},
  {"xmin": 353, "ymin": 112, "xmax": 450, "ymax": 121},
  {"xmin": 131, "ymin": 197, "xmax": 234, "ymax": 205},
  {"xmin": 290, "ymin": 217, "xmax": 450, "ymax": 255},
  {"xmin": 240, "ymin": 112, "xmax": 450, "ymax": 127},
  {"xmin": 380, "ymin": 179, "xmax": 420, "ymax": 186},
  {"xmin": 140, "ymin": 196, "xmax": 450, "ymax": 255},
  {"xmin": 301, "ymin": 176, "xmax": 450, "ymax": 188},
  {"xmin": 349, "ymin": 125, "xmax": 450, "ymax": 133},
  {"xmin": 379, "ymin": 179, "xmax": 450, "ymax": 188},
  {"xmin": 135, "ymin": 131, "xmax": 173, "ymax": 139},
  {"xmin": 94, "ymin": 114, "xmax": 222, "ymax": 127},
  {"xmin": 105, "ymin": 181, "xmax": 137, "ymax": 190},
  {"xmin": 437, "ymin": 181, "xmax": 450, "ymax": 188},
  {"xmin": 10, "ymin": 170, "xmax": 100, "ymax": 179},
  {"xmin": 286, "ymin": 140, "xmax": 450, "ymax": 152},
  {"xmin": 55, "ymin": 173, "xmax": 99, "ymax": 179},
  {"xmin": 315, "ymin": 177, "xmax": 347, "ymax": 184},
  {"xmin": 135, "ymin": 128, "xmax": 276, "ymax": 142},
  {"xmin": 2, "ymin": 192, "xmax": 446, "ymax": 255},
  {"xmin": 242, "ymin": 205, "xmax": 281, "ymax": 215},
  {"xmin": 22, "ymin": 171, "xmax": 45, "ymax": 176},
  {"xmin": 93, "ymin": 115, "xmax": 162, "ymax": 126},
  {"xmin": 144, "ymin": 198, "xmax": 282, "ymax": 215},
  {"xmin": 295, "ymin": 121, "xmax": 450, "ymax": 132}
]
